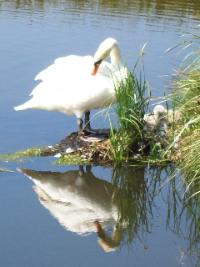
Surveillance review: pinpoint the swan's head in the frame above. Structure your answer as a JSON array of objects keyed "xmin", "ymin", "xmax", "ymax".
[{"xmin": 92, "ymin": 38, "xmax": 119, "ymax": 75}]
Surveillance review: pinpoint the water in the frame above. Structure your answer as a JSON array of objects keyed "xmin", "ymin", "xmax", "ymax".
[{"xmin": 0, "ymin": 1, "xmax": 200, "ymax": 266}]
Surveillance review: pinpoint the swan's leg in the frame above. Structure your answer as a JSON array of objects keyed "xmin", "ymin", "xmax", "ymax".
[
  {"xmin": 77, "ymin": 117, "xmax": 83, "ymax": 131},
  {"xmin": 84, "ymin": 111, "xmax": 109, "ymax": 136},
  {"xmin": 84, "ymin": 111, "xmax": 91, "ymax": 130}
]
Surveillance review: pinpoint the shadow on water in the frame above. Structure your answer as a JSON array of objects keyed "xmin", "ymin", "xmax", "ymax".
[{"xmin": 18, "ymin": 164, "xmax": 200, "ymax": 261}]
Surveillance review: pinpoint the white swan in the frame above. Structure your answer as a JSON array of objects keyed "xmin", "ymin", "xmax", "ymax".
[{"xmin": 14, "ymin": 38, "xmax": 128, "ymax": 131}]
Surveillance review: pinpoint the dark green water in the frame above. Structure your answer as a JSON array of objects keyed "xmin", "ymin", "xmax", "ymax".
[{"xmin": 0, "ymin": 1, "xmax": 200, "ymax": 266}]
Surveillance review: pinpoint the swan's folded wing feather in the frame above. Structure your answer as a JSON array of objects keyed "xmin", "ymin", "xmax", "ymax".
[{"xmin": 31, "ymin": 55, "xmax": 94, "ymax": 96}]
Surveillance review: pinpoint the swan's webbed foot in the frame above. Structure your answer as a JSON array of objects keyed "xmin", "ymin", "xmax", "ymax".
[{"xmin": 84, "ymin": 128, "xmax": 110, "ymax": 137}]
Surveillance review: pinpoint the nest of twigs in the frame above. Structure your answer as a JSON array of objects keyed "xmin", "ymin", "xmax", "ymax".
[{"xmin": 40, "ymin": 130, "xmax": 113, "ymax": 165}]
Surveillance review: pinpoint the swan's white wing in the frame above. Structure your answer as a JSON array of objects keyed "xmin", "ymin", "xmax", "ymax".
[
  {"xmin": 35, "ymin": 55, "xmax": 93, "ymax": 81},
  {"xmin": 27, "ymin": 72, "xmax": 115, "ymax": 117},
  {"xmin": 98, "ymin": 61, "xmax": 129, "ymax": 83},
  {"xmin": 31, "ymin": 55, "xmax": 94, "ymax": 96},
  {"xmin": 97, "ymin": 61, "xmax": 114, "ymax": 78}
]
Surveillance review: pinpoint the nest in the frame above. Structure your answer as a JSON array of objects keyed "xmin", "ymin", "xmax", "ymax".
[{"xmin": 40, "ymin": 130, "xmax": 112, "ymax": 164}]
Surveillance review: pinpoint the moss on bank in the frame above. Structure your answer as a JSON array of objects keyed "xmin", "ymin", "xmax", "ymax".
[
  {"xmin": 0, "ymin": 168, "xmax": 14, "ymax": 172},
  {"xmin": 0, "ymin": 147, "xmax": 49, "ymax": 162}
]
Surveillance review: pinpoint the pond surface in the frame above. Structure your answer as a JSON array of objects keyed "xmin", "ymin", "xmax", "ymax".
[{"xmin": 0, "ymin": 1, "xmax": 200, "ymax": 266}]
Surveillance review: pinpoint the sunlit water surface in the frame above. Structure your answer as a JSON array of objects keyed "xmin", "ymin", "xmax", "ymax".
[{"xmin": 0, "ymin": 1, "xmax": 200, "ymax": 266}]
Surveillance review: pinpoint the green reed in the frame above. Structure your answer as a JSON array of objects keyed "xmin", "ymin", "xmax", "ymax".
[
  {"xmin": 170, "ymin": 35, "xmax": 200, "ymax": 189},
  {"xmin": 110, "ymin": 70, "xmax": 149, "ymax": 163}
]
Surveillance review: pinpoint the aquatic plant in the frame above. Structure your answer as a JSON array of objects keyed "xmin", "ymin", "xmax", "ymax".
[
  {"xmin": 0, "ymin": 147, "xmax": 45, "ymax": 162},
  {"xmin": 110, "ymin": 69, "xmax": 149, "ymax": 163}
]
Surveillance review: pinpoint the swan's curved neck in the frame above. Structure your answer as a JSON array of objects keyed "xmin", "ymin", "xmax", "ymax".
[{"xmin": 110, "ymin": 45, "xmax": 122, "ymax": 66}]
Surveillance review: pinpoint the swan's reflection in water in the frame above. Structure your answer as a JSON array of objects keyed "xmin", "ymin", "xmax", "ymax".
[{"xmin": 19, "ymin": 166, "xmax": 149, "ymax": 252}]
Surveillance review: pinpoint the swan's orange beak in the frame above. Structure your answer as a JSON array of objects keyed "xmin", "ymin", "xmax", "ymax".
[
  {"xmin": 91, "ymin": 60, "xmax": 102, "ymax": 75},
  {"xmin": 91, "ymin": 63, "xmax": 100, "ymax": 76}
]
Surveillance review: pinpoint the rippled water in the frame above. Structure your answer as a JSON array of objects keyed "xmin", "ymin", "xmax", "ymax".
[{"xmin": 0, "ymin": 1, "xmax": 200, "ymax": 266}]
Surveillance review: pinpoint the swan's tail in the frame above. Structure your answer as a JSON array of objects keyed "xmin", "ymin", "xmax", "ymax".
[{"xmin": 14, "ymin": 99, "xmax": 35, "ymax": 111}]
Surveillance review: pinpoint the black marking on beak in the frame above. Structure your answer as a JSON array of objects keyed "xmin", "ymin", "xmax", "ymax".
[
  {"xmin": 92, "ymin": 59, "xmax": 103, "ymax": 75},
  {"xmin": 94, "ymin": 59, "xmax": 102, "ymax": 66}
]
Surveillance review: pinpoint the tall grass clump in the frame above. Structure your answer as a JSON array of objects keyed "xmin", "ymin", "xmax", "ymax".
[
  {"xmin": 171, "ymin": 34, "xmax": 200, "ymax": 186},
  {"xmin": 172, "ymin": 72, "xmax": 200, "ymax": 182},
  {"xmin": 110, "ymin": 69, "xmax": 149, "ymax": 163}
]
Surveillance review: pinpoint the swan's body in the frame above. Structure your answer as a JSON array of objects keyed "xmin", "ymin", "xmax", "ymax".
[{"xmin": 14, "ymin": 38, "xmax": 128, "ymax": 130}]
